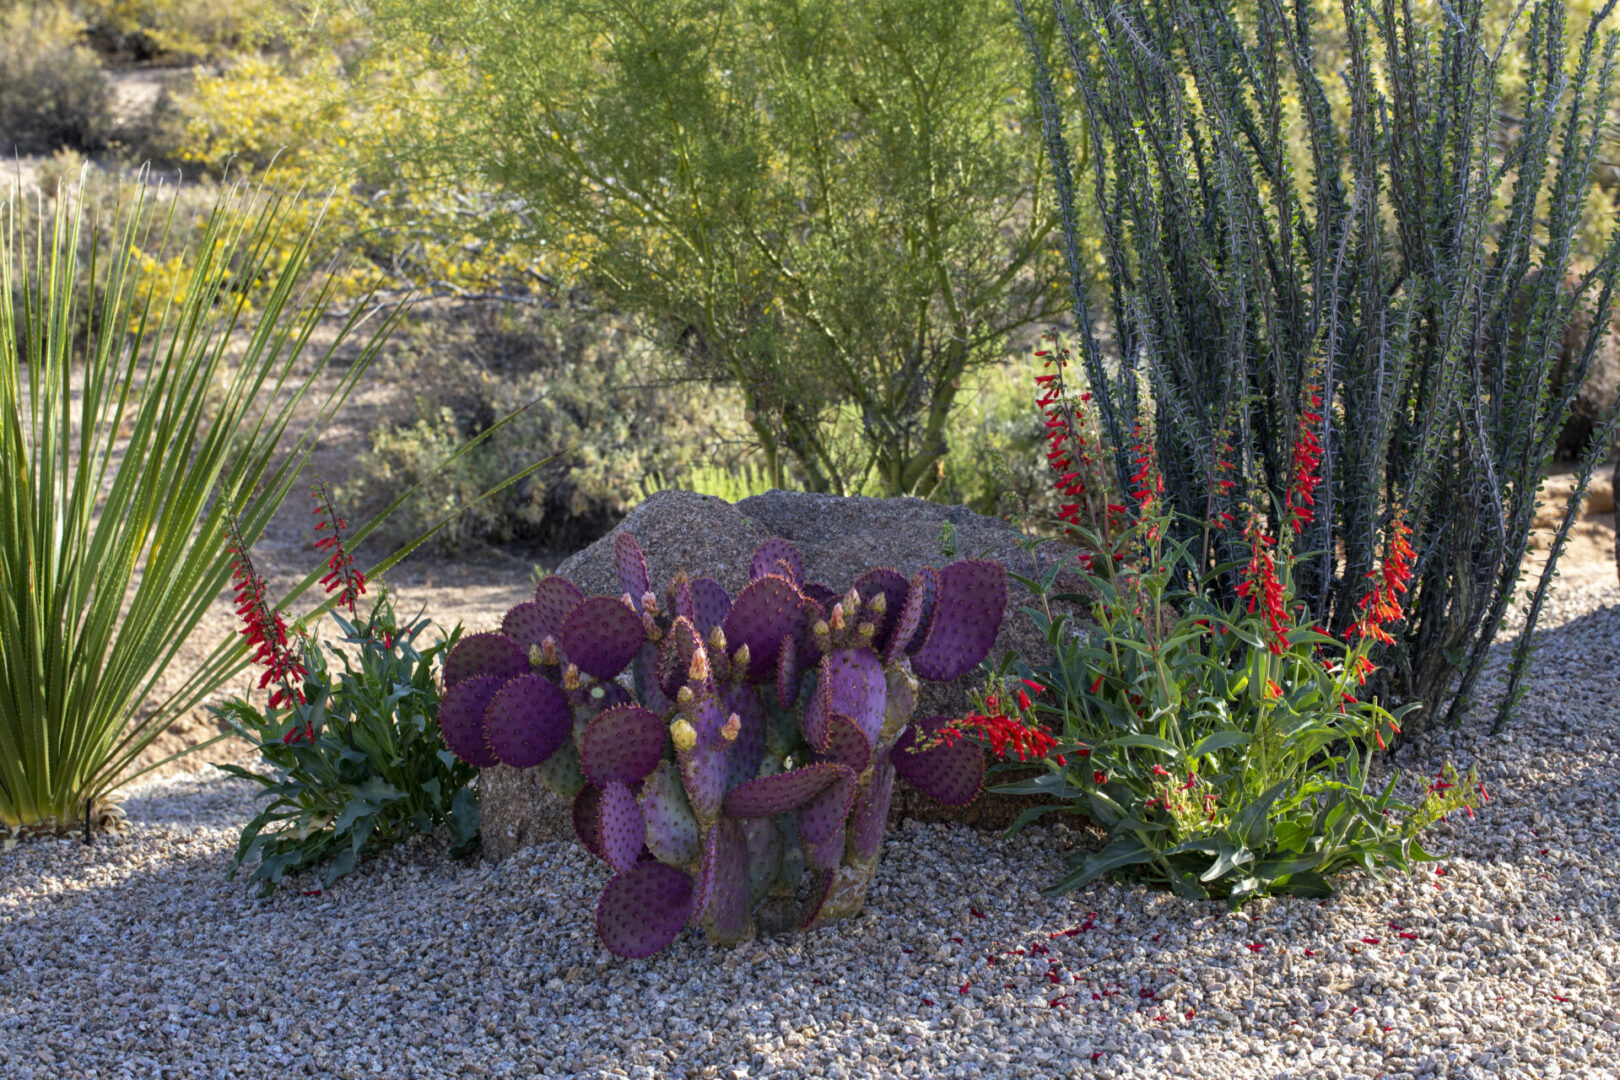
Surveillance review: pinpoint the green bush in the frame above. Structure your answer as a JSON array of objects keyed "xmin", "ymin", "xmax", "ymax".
[
  {"xmin": 347, "ymin": 304, "xmax": 752, "ymax": 555},
  {"xmin": 216, "ymin": 588, "xmax": 479, "ymax": 893},
  {"xmin": 0, "ymin": 5, "xmax": 112, "ymax": 154}
]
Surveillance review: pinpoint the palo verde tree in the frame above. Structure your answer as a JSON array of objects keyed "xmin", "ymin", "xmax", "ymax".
[{"xmin": 373, "ymin": 0, "xmax": 1066, "ymax": 495}]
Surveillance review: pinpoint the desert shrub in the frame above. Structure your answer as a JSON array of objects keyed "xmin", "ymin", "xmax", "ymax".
[
  {"xmin": 1017, "ymin": 0, "xmax": 1620, "ymax": 734},
  {"xmin": 371, "ymin": 0, "xmax": 1068, "ymax": 496},
  {"xmin": 347, "ymin": 304, "xmax": 752, "ymax": 556},
  {"xmin": 73, "ymin": 0, "xmax": 274, "ymax": 62},
  {"xmin": 0, "ymin": 4, "xmax": 112, "ymax": 154}
]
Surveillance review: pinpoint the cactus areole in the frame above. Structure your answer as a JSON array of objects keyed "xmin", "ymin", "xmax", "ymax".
[{"xmin": 442, "ymin": 534, "xmax": 1007, "ymax": 957}]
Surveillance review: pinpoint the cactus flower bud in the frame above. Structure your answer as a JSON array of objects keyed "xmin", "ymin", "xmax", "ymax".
[
  {"xmin": 676, "ymin": 685, "xmax": 694, "ymax": 707},
  {"xmin": 641, "ymin": 590, "xmax": 659, "ymax": 616},
  {"xmin": 829, "ymin": 602, "xmax": 846, "ymax": 632},
  {"xmin": 867, "ymin": 591, "xmax": 887, "ymax": 617},
  {"xmin": 621, "ymin": 591, "xmax": 637, "ymax": 612},
  {"xmin": 812, "ymin": 618, "xmax": 830, "ymax": 642},
  {"xmin": 842, "ymin": 586, "xmax": 862, "ymax": 615},
  {"xmin": 707, "ymin": 625, "xmax": 728, "ymax": 654},
  {"xmin": 563, "ymin": 663, "xmax": 582, "ymax": 691},
  {"xmin": 720, "ymin": 712, "xmax": 741, "ymax": 742},
  {"xmin": 858, "ymin": 620, "xmax": 876, "ymax": 642},
  {"xmin": 529, "ymin": 643, "xmax": 546, "ymax": 669},
  {"xmin": 689, "ymin": 647, "xmax": 710, "ymax": 683},
  {"xmin": 642, "ymin": 612, "xmax": 663, "ymax": 641},
  {"xmin": 670, "ymin": 717, "xmax": 698, "ymax": 752},
  {"xmin": 732, "ymin": 643, "xmax": 751, "ymax": 673},
  {"xmin": 539, "ymin": 635, "xmax": 561, "ymax": 667}
]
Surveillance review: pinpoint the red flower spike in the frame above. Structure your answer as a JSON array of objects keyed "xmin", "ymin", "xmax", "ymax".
[{"xmin": 311, "ymin": 480, "xmax": 366, "ymax": 616}]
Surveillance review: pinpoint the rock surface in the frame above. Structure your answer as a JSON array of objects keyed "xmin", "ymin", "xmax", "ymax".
[{"xmin": 478, "ymin": 490, "xmax": 1089, "ymax": 856}]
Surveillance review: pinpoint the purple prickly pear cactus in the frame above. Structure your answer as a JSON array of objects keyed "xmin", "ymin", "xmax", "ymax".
[{"xmin": 440, "ymin": 531, "xmax": 1008, "ymax": 956}]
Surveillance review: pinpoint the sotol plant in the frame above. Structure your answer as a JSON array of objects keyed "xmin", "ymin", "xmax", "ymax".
[{"xmin": 439, "ymin": 535, "xmax": 1006, "ymax": 957}]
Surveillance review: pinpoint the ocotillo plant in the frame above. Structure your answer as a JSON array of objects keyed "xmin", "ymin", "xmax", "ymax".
[
  {"xmin": 1015, "ymin": 0, "xmax": 1620, "ymax": 733},
  {"xmin": 438, "ymin": 535, "xmax": 1009, "ymax": 957}
]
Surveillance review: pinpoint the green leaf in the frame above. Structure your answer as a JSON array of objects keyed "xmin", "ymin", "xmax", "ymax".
[
  {"xmin": 1104, "ymin": 734, "xmax": 1181, "ymax": 755},
  {"xmin": 1040, "ymin": 838, "xmax": 1156, "ymax": 896},
  {"xmin": 1188, "ymin": 730, "xmax": 1251, "ymax": 759}
]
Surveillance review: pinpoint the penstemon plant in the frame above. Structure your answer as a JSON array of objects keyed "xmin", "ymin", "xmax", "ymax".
[
  {"xmin": 214, "ymin": 487, "xmax": 478, "ymax": 893},
  {"xmin": 985, "ymin": 344, "xmax": 1482, "ymax": 905}
]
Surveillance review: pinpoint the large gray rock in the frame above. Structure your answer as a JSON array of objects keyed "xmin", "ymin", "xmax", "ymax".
[{"xmin": 478, "ymin": 490, "xmax": 1087, "ymax": 859}]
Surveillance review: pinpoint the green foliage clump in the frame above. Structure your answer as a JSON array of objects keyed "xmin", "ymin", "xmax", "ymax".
[
  {"xmin": 1018, "ymin": 0, "xmax": 1620, "ymax": 733},
  {"xmin": 371, "ymin": 0, "xmax": 1066, "ymax": 497},
  {"xmin": 217, "ymin": 591, "xmax": 480, "ymax": 893},
  {"xmin": 347, "ymin": 305, "xmax": 751, "ymax": 555},
  {"xmin": 0, "ymin": 5, "xmax": 111, "ymax": 154}
]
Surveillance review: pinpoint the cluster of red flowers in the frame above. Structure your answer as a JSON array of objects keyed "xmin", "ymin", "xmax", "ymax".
[
  {"xmin": 1235, "ymin": 524, "xmax": 1289, "ymax": 653},
  {"xmin": 1034, "ymin": 340, "xmax": 1099, "ymax": 535},
  {"xmin": 1351, "ymin": 517, "xmax": 1415, "ymax": 647},
  {"xmin": 226, "ymin": 524, "xmax": 307, "ymax": 712},
  {"xmin": 1286, "ymin": 385, "xmax": 1324, "ymax": 534},
  {"xmin": 313, "ymin": 482, "xmax": 367, "ymax": 616},
  {"xmin": 940, "ymin": 681, "xmax": 1056, "ymax": 761}
]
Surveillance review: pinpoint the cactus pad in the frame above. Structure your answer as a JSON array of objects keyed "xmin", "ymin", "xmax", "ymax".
[
  {"xmin": 613, "ymin": 533, "xmax": 652, "ymax": 606},
  {"xmin": 853, "ymin": 567, "xmax": 908, "ymax": 650},
  {"xmin": 885, "ymin": 568, "xmax": 935, "ymax": 663},
  {"xmin": 573, "ymin": 785, "xmax": 605, "ymax": 860},
  {"xmin": 437, "ymin": 673, "xmax": 504, "ymax": 768},
  {"xmin": 598, "ymin": 780, "xmax": 646, "ymax": 874},
  {"xmin": 580, "ymin": 704, "xmax": 667, "ymax": 786},
  {"xmin": 533, "ymin": 576, "xmax": 586, "ymax": 635},
  {"xmin": 799, "ymin": 869, "xmax": 836, "ymax": 928},
  {"xmin": 499, "ymin": 602, "xmax": 554, "ymax": 653},
  {"xmin": 816, "ymin": 713, "xmax": 873, "ymax": 774},
  {"xmin": 689, "ymin": 577, "xmax": 731, "ymax": 636},
  {"xmin": 775, "ymin": 636, "xmax": 801, "ymax": 709},
  {"xmin": 802, "ymin": 582, "xmax": 839, "ymax": 616},
  {"xmin": 641, "ymin": 759, "xmax": 702, "ymax": 865},
  {"xmin": 750, "ymin": 538, "xmax": 804, "ymax": 587},
  {"xmin": 818, "ymin": 647, "xmax": 887, "ymax": 743},
  {"xmin": 891, "ymin": 716, "xmax": 985, "ymax": 806},
  {"xmin": 559, "ymin": 596, "xmax": 646, "ymax": 679},
  {"xmin": 797, "ymin": 767, "xmax": 857, "ymax": 844},
  {"xmin": 595, "ymin": 861, "xmax": 694, "ymax": 959},
  {"xmin": 484, "ymin": 673, "xmax": 572, "ymax": 768},
  {"xmin": 909, "ymin": 560, "xmax": 1007, "ymax": 682},
  {"xmin": 537, "ymin": 741, "xmax": 587, "ymax": 798},
  {"xmin": 722, "ymin": 762, "xmax": 850, "ymax": 818},
  {"xmin": 721, "ymin": 683, "xmax": 767, "ymax": 790},
  {"xmin": 849, "ymin": 758, "xmax": 896, "ymax": 861},
  {"xmin": 723, "ymin": 576, "xmax": 812, "ymax": 683},
  {"xmin": 804, "ymin": 823, "xmax": 846, "ymax": 871},
  {"xmin": 442, "ymin": 632, "xmax": 528, "ymax": 689},
  {"xmin": 697, "ymin": 820, "xmax": 753, "ymax": 945},
  {"xmin": 742, "ymin": 817, "xmax": 783, "ymax": 903}
]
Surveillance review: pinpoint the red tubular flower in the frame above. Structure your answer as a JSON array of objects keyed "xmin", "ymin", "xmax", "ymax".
[
  {"xmin": 312, "ymin": 480, "xmax": 367, "ymax": 616},
  {"xmin": 1350, "ymin": 516, "xmax": 1415, "ymax": 651},
  {"xmin": 226, "ymin": 518, "xmax": 307, "ymax": 709},
  {"xmin": 942, "ymin": 711, "xmax": 1056, "ymax": 762},
  {"xmin": 1285, "ymin": 385, "xmax": 1325, "ymax": 535},
  {"xmin": 1235, "ymin": 523, "xmax": 1289, "ymax": 652}
]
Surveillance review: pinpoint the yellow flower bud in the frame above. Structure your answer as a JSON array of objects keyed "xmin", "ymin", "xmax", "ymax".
[{"xmin": 670, "ymin": 717, "xmax": 698, "ymax": 752}]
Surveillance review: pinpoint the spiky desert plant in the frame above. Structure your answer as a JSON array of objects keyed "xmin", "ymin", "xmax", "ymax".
[
  {"xmin": 0, "ymin": 177, "xmax": 396, "ymax": 832},
  {"xmin": 439, "ymin": 535, "xmax": 1007, "ymax": 957},
  {"xmin": 1016, "ymin": 0, "xmax": 1620, "ymax": 733}
]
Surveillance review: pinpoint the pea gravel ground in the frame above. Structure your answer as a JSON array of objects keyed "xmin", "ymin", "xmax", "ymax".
[{"xmin": 3, "ymin": 585, "xmax": 1618, "ymax": 1080}]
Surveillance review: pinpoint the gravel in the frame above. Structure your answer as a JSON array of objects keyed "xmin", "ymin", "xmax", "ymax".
[{"xmin": 3, "ymin": 587, "xmax": 1618, "ymax": 1080}]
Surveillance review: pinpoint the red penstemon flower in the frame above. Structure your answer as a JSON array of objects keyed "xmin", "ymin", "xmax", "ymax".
[
  {"xmin": 1350, "ymin": 516, "xmax": 1415, "ymax": 652},
  {"xmin": 1235, "ymin": 522, "xmax": 1289, "ymax": 653},
  {"xmin": 1285, "ymin": 384, "xmax": 1324, "ymax": 535},
  {"xmin": 225, "ymin": 517, "xmax": 307, "ymax": 712},
  {"xmin": 312, "ymin": 479, "xmax": 367, "ymax": 616}
]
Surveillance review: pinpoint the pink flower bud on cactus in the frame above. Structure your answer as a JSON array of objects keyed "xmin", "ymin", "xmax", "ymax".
[
  {"xmin": 867, "ymin": 591, "xmax": 887, "ymax": 616},
  {"xmin": 563, "ymin": 663, "xmax": 582, "ymax": 691},
  {"xmin": 642, "ymin": 612, "xmax": 663, "ymax": 642},
  {"xmin": 670, "ymin": 717, "xmax": 697, "ymax": 752},
  {"xmin": 641, "ymin": 590, "xmax": 659, "ymax": 616},
  {"xmin": 707, "ymin": 625, "xmax": 728, "ymax": 654},
  {"xmin": 829, "ymin": 603, "xmax": 846, "ymax": 632},
  {"xmin": 721, "ymin": 712, "xmax": 741, "ymax": 742},
  {"xmin": 540, "ymin": 635, "xmax": 561, "ymax": 667},
  {"xmin": 842, "ymin": 586, "xmax": 862, "ymax": 615},
  {"xmin": 689, "ymin": 647, "xmax": 710, "ymax": 683},
  {"xmin": 676, "ymin": 685, "xmax": 694, "ymax": 707}
]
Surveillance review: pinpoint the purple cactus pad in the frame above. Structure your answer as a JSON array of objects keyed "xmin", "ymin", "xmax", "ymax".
[
  {"xmin": 573, "ymin": 785, "xmax": 605, "ymax": 859},
  {"xmin": 885, "ymin": 568, "xmax": 935, "ymax": 664},
  {"xmin": 802, "ymin": 582, "xmax": 839, "ymax": 616},
  {"xmin": 799, "ymin": 869, "xmax": 836, "ymax": 929},
  {"xmin": 698, "ymin": 820, "xmax": 753, "ymax": 944},
  {"xmin": 722, "ymin": 576, "xmax": 812, "ymax": 682},
  {"xmin": 442, "ymin": 632, "xmax": 527, "ymax": 689},
  {"xmin": 499, "ymin": 602, "xmax": 553, "ymax": 653},
  {"xmin": 597, "ymin": 780, "xmax": 646, "ymax": 874},
  {"xmin": 579, "ymin": 705, "xmax": 667, "ymax": 786},
  {"xmin": 594, "ymin": 861, "xmax": 694, "ymax": 958},
  {"xmin": 672, "ymin": 577, "xmax": 697, "ymax": 626},
  {"xmin": 817, "ymin": 713, "xmax": 873, "ymax": 774},
  {"xmin": 641, "ymin": 759, "xmax": 702, "ymax": 865},
  {"xmin": 890, "ymin": 716, "xmax": 986, "ymax": 806},
  {"xmin": 484, "ymin": 673, "xmax": 572, "ymax": 769},
  {"xmin": 749, "ymin": 538, "xmax": 804, "ymax": 587},
  {"xmin": 853, "ymin": 567, "xmax": 908, "ymax": 651},
  {"xmin": 532, "ymin": 576, "xmax": 586, "ymax": 636},
  {"xmin": 849, "ymin": 758, "xmax": 896, "ymax": 861},
  {"xmin": 908, "ymin": 560, "xmax": 1007, "ymax": 682},
  {"xmin": 796, "ymin": 767, "xmax": 857, "ymax": 844},
  {"xmin": 613, "ymin": 533, "xmax": 652, "ymax": 606},
  {"xmin": 818, "ymin": 648, "xmax": 887, "ymax": 744},
  {"xmin": 776, "ymin": 636, "xmax": 801, "ymax": 709},
  {"xmin": 722, "ymin": 762, "xmax": 850, "ymax": 818},
  {"xmin": 689, "ymin": 578, "xmax": 731, "ymax": 636},
  {"xmin": 742, "ymin": 817, "xmax": 783, "ymax": 902},
  {"xmin": 658, "ymin": 617, "xmax": 705, "ymax": 698},
  {"xmin": 437, "ymin": 673, "xmax": 504, "ymax": 768},
  {"xmin": 804, "ymin": 823, "xmax": 846, "ymax": 871},
  {"xmin": 721, "ymin": 683, "xmax": 767, "ymax": 790},
  {"xmin": 559, "ymin": 596, "xmax": 646, "ymax": 680}
]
